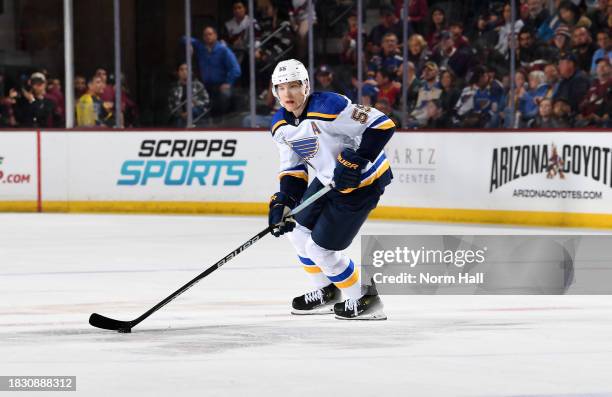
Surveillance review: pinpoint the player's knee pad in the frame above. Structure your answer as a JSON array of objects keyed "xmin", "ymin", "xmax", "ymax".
[
  {"xmin": 304, "ymin": 237, "xmax": 345, "ymax": 275},
  {"xmin": 287, "ymin": 223, "xmax": 311, "ymax": 258}
]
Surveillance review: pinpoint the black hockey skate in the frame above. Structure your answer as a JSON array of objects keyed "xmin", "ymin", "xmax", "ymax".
[
  {"xmin": 291, "ymin": 283, "xmax": 341, "ymax": 315},
  {"xmin": 335, "ymin": 279, "xmax": 387, "ymax": 320},
  {"xmin": 334, "ymin": 294, "xmax": 387, "ymax": 321}
]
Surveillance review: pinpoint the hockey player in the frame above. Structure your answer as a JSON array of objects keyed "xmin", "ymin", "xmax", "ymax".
[{"xmin": 268, "ymin": 59, "xmax": 395, "ymax": 320}]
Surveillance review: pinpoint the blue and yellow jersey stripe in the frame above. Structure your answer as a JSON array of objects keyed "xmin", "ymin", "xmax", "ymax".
[
  {"xmin": 306, "ymin": 112, "xmax": 338, "ymax": 121},
  {"xmin": 299, "ymin": 256, "xmax": 322, "ymax": 274},
  {"xmin": 370, "ymin": 115, "xmax": 395, "ymax": 131},
  {"xmin": 340, "ymin": 152, "xmax": 391, "ymax": 193},
  {"xmin": 327, "ymin": 260, "xmax": 359, "ymax": 288}
]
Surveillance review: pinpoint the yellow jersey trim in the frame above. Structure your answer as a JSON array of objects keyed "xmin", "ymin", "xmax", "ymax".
[{"xmin": 306, "ymin": 112, "xmax": 338, "ymax": 120}]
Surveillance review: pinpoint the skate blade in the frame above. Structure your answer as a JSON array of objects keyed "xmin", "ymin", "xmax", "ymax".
[
  {"xmin": 291, "ymin": 304, "xmax": 335, "ymax": 315},
  {"xmin": 335, "ymin": 308, "xmax": 388, "ymax": 321}
]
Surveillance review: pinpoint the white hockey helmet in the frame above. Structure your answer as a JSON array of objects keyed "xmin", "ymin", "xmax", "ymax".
[{"xmin": 271, "ymin": 59, "xmax": 310, "ymax": 100}]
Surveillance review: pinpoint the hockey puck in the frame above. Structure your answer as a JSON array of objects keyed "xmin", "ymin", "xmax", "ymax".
[{"xmin": 118, "ymin": 328, "xmax": 131, "ymax": 333}]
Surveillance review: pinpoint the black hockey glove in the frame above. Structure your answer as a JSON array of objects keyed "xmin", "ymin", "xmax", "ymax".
[
  {"xmin": 268, "ymin": 192, "xmax": 297, "ymax": 237},
  {"xmin": 332, "ymin": 148, "xmax": 369, "ymax": 191}
]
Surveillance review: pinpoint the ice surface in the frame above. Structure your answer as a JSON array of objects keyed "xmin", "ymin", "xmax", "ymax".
[{"xmin": 1, "ymin": 213, "xmax": 612, "ymax": 396}]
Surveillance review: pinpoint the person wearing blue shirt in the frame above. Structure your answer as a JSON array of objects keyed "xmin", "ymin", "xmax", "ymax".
[{"xmin": 185, "ymin": 26, "xmax": 241, "ymax": 115}]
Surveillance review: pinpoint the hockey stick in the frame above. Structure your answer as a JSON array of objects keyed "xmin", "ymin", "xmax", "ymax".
[{"xmin": 89, "ymin": 183, "xmax": 332, "ymax": 333}]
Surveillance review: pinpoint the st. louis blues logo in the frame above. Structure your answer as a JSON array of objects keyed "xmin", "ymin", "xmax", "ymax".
[{"xmin": 287, "ymin": 136, "xmax": 319, "ymax": 160}]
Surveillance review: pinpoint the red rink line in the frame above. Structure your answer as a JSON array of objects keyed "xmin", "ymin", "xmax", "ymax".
[{"xmin": 36, "ymin": 129, "xmax": 42, "ymax": 212}]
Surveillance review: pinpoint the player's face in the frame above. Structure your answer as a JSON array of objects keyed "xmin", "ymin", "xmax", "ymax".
[{"xmin": 276, "ymin": 81, "xmax": 306, "ymax": 111}]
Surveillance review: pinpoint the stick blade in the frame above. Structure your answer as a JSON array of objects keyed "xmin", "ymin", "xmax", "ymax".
[{"xmin": 89, "ymin": 313, "xmax": 133, "ymax": 333}]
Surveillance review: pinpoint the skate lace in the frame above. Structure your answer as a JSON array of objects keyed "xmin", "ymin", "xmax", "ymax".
[
  {"xmin": 345, "ymin": 298, "xmax": 359, "ymax": 315},
  {"xmin": 304, "ymin": 289, "xmax": 324, "ymax": 304}
]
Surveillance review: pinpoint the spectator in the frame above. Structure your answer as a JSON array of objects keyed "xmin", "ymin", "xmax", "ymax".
[
  {"xmin": 544, "ymin": 62, "xmax": 560, "ymax": 93},
  {"xmin": 495, "ymin": 3, "xmax": 524, "ymax": 57},
  {"xmin": 423, "ymin": 99, "xmax": 452, "ymax": 128},
  {"xmin": 407, "ymin": 34, "xmax": 432, "ymax": 75},
  {"xmin": 430, "ymin": 30, "xmax": 473, "ymax": 79},
  {"xmin": 74, "ymin": 75, "xmax": 87, "ymax": 100},
  {"xmin": 314, "ymin": 65, "xmax": 343, "ymax": 93},
  {"xmin": 471, "ymin": 10, "xmax": 499, "ymax": 51},
  {"xmin": 95, "ymin": 68, "xmax": 114, "ymax": 102},
  {"xmin": 168, "ymin": 63, "xmax": 211, "ymax": 127},
  {"xmin": 449, "ymin": 20, "xmax": 469, "ymax": 49},
  {"xmin": 531, "ymin": 98, "xmax": 562, "ymax": 127},
  {"xmin": 45, "ymin": 77, "xmax": 65, "ymax": 125},
  {"xmin": 558, "ymin": 1, "xmax": 592, "ymax": 30},
  {"xmin": 518, "ymin": 70, "xmax": 551, "ymax": 125},
  {"xmin": 523, "ymin": 0, "xmax": 550, "ymax": 32},
  {"xmin": 571, "ymin": 26, "xmax": 597, "ymax": 72},
  {"xmin": 577, "ymin": 58, "xmax": 612, "ymax": 126},
  {"xmin": 396, "ymin": 61, "xmax": 421, "ymax": 110},
  {"xmin": 537, "ymin": 1, "xmax": 563, "ymax": 41},
  {"xmin": 552, "ymin": 97, "xmax": 573, "ymax": 127},
  {"xmin": 425, "ymin": 6, "xmax": 447, "ymax": 49},
  {"xmin": 590, "ymin": 30, "xmax": 612, "ymax": 74},
  {"xmin": 551, "ymin": 24, "xmax": 572, "ymax": 61},
  {"xmin": 554, "ymin": 52, "xmax": 591, "ymax": 114},
  {"xmin": 503, "ymin": 70, "xmax": 528, "ymax": 128},
  {"xmin": 341, "ymin": 12, "xmax": 359, "ymax": 65},
  {"xmin": 375, "ymin": 67, "xmax": 402, "ymax": 108},
  {"xmin": 369, "ymin": 33, "xmax": 404, "ymax": 75},
  {"xmin": 367, "ymin": 5, "xmax": 405, "ymax": 56},
  {"xmin": 185, "ymin": 26, "xmax": 241, "ymax": 116},
  {"xmin": 439, "ymin": 68, "xmax": 461, "ymax": 116},
  {"xmin": 409, "ymin": 61, "xmax": 442, "ymax": 126},
  {"xmin": 224, "ymin": 0, "xmax": 252, "ymax": 65},
  {"xmin": 515, "ymin": 26, "xmax": 553, "ymax": 69},
  {"xmin": 587, "ymin": 0, "xmax": 609, "ymax": 33},
  {"xmin": 14, "ymin": 73, "xmax": 60, "ymax": 128},
  {"xmin": 290, "ymin": 0, "xmax": 315, "ymax": 60},
  {"xmin": 393, "ymin": 0, "xmax": 428, "ymax": 35},
  {"xmin": 76, "ymin": 75, "xmax": 113, "ymax": 127},
  {"xmin": 0, "ymin": 88, "xmax": 18, "ymax": 127},
  {"xmin": 454, "ymin": 66, "xmax": 501, "ymax": 128}
]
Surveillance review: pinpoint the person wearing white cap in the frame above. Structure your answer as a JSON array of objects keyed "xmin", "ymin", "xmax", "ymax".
[{"xmin": 14, "ymin": 72, "xmax": 58, "ymax": 127}]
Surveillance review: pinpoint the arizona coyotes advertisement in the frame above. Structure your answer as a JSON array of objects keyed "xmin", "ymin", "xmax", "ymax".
[{"xmin": 381, "ymin": 132, "xmax": 612, "ymax": 214}]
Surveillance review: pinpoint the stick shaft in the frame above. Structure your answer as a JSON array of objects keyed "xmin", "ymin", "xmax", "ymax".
[{"xmin": 91, "ymin": 184, "xmax": 331, "ymax": 331}]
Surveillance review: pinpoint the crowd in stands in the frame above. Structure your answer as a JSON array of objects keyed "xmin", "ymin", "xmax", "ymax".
[
  {"xmin": 323, "ymin": 0, "xmax": 612, "ymax": 129},
  {"xmin": 1, "ymin": 0, "xmax": 611, "ymax": 129},
  {"xmin": 0, "ymin": 68, "xmax": 139, "ymax": 128}
]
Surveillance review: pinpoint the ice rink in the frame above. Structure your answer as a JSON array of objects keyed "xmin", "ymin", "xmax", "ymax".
[{"xmin": 2, "ymin": 213, "xmax": 612, "ymax": 396}]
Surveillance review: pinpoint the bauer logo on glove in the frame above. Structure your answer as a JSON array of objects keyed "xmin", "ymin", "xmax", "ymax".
[{"xmin": 332, "ymin": 148, "xmax": 369, "ymax": 191}]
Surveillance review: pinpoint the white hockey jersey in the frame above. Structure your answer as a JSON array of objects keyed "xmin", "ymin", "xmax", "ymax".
[{"xmin": 270, "ymin": 92, "xmax": 395, "ymax": 192}]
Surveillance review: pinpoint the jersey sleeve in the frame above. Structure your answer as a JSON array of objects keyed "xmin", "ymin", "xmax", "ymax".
[{"xmin": 334, "ymin": 102, "xmax": 396, "ymax": 161}]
